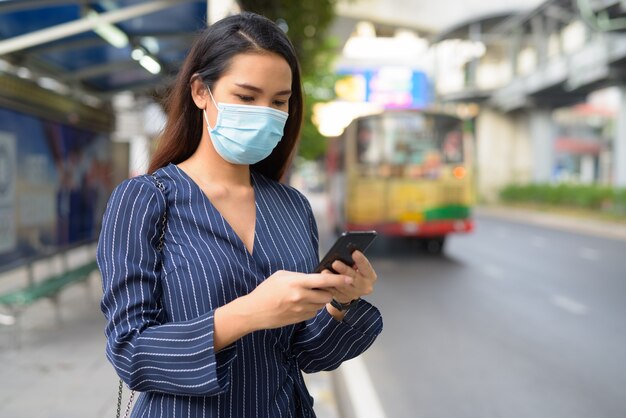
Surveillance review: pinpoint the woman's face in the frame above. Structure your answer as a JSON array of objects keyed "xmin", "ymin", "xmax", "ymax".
[{"xmin": 207, "ymin": 52, "xmax": 292, "ymax": 121}]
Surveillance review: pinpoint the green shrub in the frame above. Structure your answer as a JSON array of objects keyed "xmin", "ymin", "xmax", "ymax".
[
  {"xmin": 614, "ymin": 188, "xmax": 626, "ymax": 215},
  {"xmin": 499, "ymin": 183, "xmax": 625, "ymax": 213}
]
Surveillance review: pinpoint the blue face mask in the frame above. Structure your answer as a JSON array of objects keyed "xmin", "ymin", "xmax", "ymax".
[{"xmin": 203, "ymin": 87, "xmax": 289, "ymax": 165}]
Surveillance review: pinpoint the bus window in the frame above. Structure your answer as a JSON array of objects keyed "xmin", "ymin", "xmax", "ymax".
[
  {"xmin": 436, "ymin": 117, "xmax": 464, "ymax": 164},
  {"xmin": 353, "ymin": 112, "xmax": 464, "ymax": 179},
  {"xmin": 356, "ymin": 118, "xmax": 383, "ymax": 176},
  {"xmin": 381, "ymin": 113, "xmax": 441, "ymax": 178}
]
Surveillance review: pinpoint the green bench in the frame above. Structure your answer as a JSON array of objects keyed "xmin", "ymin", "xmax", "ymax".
[
  {"xmin": 0, "ymin": 244, "xmax": 100, "ymax": 347},
  {"xmin": 0, "ymin": 261, "xmax": 98, "ymax": 306}
]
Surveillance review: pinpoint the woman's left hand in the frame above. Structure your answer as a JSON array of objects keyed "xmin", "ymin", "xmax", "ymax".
[{"xmin": 325, "ymin": 250, "xmax": 377, "ymax": 304}]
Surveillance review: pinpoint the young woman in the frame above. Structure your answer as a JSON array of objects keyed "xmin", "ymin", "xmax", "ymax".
[{"xmin": 98, "ymin": 12, "xmax": 382, "ymax": 417}]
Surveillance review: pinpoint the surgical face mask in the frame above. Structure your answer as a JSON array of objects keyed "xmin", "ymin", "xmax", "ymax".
[{"xmin": 203, "ymin": 86, "xmax": 289, "ymax": 165}]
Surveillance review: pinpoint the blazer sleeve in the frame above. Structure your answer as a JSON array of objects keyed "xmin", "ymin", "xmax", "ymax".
[
  {"xmin": 97, "ymin": 176, "xmax": 237, "ymax": 396},
  {"xmin": 292, "ymin": 300, "xmax": 383, "ymax": 373},
  {"xmin": 290, "ymin": 197, "xmax": 383, "ymax": 373}
]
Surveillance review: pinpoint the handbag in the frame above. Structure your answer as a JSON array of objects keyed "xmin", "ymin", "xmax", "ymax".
[{"xmin": 115, "ymin": 174, "xmax": 167, "ymax": 418}]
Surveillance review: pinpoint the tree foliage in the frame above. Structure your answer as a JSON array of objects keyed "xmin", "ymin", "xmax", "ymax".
[{"xmin": 238, "ymin": 0, "xmax": 339, "ymax": 160}]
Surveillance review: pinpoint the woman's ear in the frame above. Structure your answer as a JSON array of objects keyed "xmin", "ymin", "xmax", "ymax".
[{"xmin": 190, "ymin": 77, "xmax": 209, "ymax": 109}]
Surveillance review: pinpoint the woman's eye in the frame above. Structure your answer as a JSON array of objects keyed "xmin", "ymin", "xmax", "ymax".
[
  {"xmin": 273, "ymin": 100, "xmax": 287, "ymax": 107},
  {"xmin": 236, "ymin": 95, "xmax": 254, "ymax": 102}
]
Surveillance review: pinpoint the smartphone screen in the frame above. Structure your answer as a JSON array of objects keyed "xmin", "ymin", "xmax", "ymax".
[{"xmin": 314, "ymin": 231, "xmax": 377, "ymax": 273}]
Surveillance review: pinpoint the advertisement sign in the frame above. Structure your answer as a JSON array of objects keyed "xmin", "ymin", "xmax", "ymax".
[
  {"xmin": 336, "ymin": 67, "xmax": 432, "ymax": 109},
  {"xmin": 0, "ymin": 106, "xmax": 112, "ymax": 264}
]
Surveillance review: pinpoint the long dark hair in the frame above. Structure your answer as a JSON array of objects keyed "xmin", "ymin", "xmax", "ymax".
[{"xmin": 148, "ymin": 12, "xmax": 303, "ymax": 181}]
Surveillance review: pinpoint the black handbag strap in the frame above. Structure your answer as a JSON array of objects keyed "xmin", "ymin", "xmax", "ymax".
[{"xmin": 152, "ymin": 174, "xmax": 167, "ymax": 251}]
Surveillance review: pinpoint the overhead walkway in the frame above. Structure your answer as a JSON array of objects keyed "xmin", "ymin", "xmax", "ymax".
[
  {"xmin": 434, "ymin": 0, "xmax": 626, "ymax": 109},
  {"xmin": 430, "ymin": 0, "xmax": 626, "ymax": 194}
]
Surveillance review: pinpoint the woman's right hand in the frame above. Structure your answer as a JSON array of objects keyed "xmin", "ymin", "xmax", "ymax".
[
  {"xmin": 213, "ymin": 270, "xmax": 353, "ymax": 351},
  {"xmin": 244, "ymin": 270, "xmax": 354, "ymax": 330}
]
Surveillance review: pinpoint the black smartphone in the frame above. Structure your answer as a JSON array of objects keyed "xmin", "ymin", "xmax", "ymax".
[{"xmin": 314, "ymin": 231, "xmax": 378, "ymax": 273}]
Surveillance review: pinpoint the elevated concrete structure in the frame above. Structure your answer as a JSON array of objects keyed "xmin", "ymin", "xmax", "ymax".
[{"xmin": 431, "ymin": 0, "xmax": 626, "ymax": 197}]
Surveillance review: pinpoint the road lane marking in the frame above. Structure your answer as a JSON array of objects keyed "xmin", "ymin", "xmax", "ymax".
[
  {"xmin": 578, "ymin": 247, "xmax": 600, "ymax": 261},
  {"xmin": 340, "ymin": 356, "xmax": 387, "ymax": 418},
  {"xmin": 551, "ymin": 295, "xmax": 588, "ymax": 315}
]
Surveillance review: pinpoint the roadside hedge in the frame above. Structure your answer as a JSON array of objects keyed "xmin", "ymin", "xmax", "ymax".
[{"xmin": 500, "ymin": 184, "xmax": 626, "ymax": 215}]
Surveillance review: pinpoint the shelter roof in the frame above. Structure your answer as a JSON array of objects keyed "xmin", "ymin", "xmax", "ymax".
[{"xmin": 0, "ymin": 0, "xmax": 208, "ymax": 99}]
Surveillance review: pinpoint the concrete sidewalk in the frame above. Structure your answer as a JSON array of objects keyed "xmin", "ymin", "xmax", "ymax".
[
  {"xmin": 0, "ymin": 272, "xmax": 341, "ymax": 418},
  {"xmin": 0, "ymin": 191, "xmax": 342, "ymax": 418},
  {"xmin": 3, "ymin": 196, "xmax": 623, "ymax": 418},
  {"xmin": 476, "ymin": 205, "xmax": 626, "ymax": 242},
  {"xmin": 0, "ymin": 276, "xmax": 120, "ymax": 417}
]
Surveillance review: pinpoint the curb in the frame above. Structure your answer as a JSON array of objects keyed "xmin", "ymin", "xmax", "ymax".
[
  {"xmin": 476, "ymin": 205, "xmax": 626, "ymax": 242},
  {"xmin": 333, "ymin": 358, "xmax": 388, "ymax": 418}
]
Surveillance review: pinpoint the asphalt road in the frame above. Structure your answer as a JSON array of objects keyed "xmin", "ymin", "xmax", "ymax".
[
  {"xmin": 358, "ymin": 214, "xmax": 626, "ymax": 418},
  {"xmin": 2, "ymin": 192, "xmax": 624, "ymax": 418}
]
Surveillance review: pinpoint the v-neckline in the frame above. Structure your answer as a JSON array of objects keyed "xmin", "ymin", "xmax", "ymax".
[{"xmin": 171, "ymin": 163, "xmax": 258, "ymax": 257}]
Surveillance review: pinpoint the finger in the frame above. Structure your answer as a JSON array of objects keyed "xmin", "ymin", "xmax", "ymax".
[
  {"xmin": 304, "ymin": 288, "xmax": 335, "ymax": 304},
  {"xmin": 351, "ymin": 251, "xmax": 376, "ymax": 280},
  {"xmin": 320, "ymin": 286, "xmax": 347, "ymax": 301},
  {"xmin": 330, "ymin": 288, "xmax": 355, "ymax": 304},
  {"xmin": 289, "ymin": 304, "xmax": 327, "ymax": 321},
  {"xmin": 303, "ymin": 273, "xmax": 353, "ymax": 289},
  {"xmin": 331, "ymin": 260, "xmax": 356, "ymax": 276}
]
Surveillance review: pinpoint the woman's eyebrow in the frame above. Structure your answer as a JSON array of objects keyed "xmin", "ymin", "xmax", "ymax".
[{"xmin": 235, "ymin": 83, "xmax": 291, "ymax": 96}]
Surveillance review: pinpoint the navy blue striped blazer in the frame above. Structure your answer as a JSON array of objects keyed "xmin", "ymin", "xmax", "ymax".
[{"xmin": 97, "ymin": 163, "xmax": 383, "ymax": 417}]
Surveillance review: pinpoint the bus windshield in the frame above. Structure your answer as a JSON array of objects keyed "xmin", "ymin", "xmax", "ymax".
[{"xmin": 355, "ymin": 112, "xmax": 464, "ymax": 178}]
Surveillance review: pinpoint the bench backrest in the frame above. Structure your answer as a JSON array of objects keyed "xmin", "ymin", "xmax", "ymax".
[{"xmin": 0, "ymin": 241, "xmax": 98, "ymax": 293}]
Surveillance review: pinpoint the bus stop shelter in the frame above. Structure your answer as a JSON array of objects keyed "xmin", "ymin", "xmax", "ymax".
[{"xmin": 0, "ymin": 0, "xmax": 232, "ymax": 103}]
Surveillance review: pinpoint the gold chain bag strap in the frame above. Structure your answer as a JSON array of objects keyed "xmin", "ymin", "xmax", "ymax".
[{"xmin": 115, "ymin": 174, "xmax": 167, "ymax": 418}]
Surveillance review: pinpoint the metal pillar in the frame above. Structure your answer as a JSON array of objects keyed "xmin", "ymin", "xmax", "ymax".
[
  {"xmin": 466, "ymin": 22, "xmax": 481, "ymax": 88},
  {"xmin": 508, "ymin": 29, "xmax": 522, "ymax": 78},
  {"xmin": 529, "ymin": 108, "xmax": 555, "ymax": 183},
  {"xmin": 531, "ymin": 15, "xmax": 547, "ymax": 69},
  {"xmin": 615, "ymin": 85, "xmax": 626, "ymax": 187}
]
